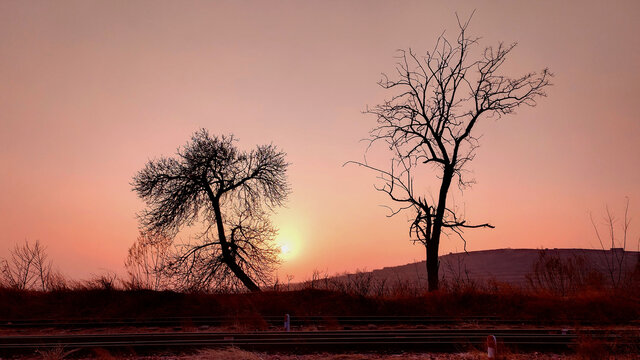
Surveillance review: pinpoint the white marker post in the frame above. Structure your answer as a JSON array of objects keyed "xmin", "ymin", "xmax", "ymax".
[
  {"xmin": 487, "ymin": 335, "xmax": 497, "ymax": 359},
  {"xmin": 284, "ymin": 314, "xmax": 290, "ymax": 332}
]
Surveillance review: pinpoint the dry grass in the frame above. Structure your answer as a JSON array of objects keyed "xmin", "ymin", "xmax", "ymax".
[
  {"xmin": 34, "ymin": 346, "xmax": 80, "ymax": 360},
  {"xmin": 185, "ymin": 348, "xmax": 263, "ymax": 360},
  {"xmin": 1, "ymin": 280, "xmax": 637, "ymax": 359},
  {"xmin": 0, "ymin": 286, "xmax": 637, "ymax": 327}
]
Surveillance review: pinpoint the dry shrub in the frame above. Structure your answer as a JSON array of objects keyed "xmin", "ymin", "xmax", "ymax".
[
  {"xmin": 386, "ymin": 278, "xmax": 424, "ymax": 298},
  {"xmin": 46, "ymin": 271, "xmax": 70, "ymax": 291},
  {"xmin": 36, "ymin": 346, "xmax": 79, "ymax": 360},
  {"xmin": 526, "ymin": 250, "xmax": 604, "ymax": 296},
  {"xmin": 88, "ymin": 273, "xmax": 119, "ymax": 291},
  {"xmin": 188, "ymin": 348, "xmax": 262, "ymax": 360},
  {"xmin": 298, "ymin": 269, "xmax": 426, "ymax": 298},
  {"xmin": 0, "ymin": 283, "xmax": 637, "ymax": 328},
  {"xmin": 66, "ymin": 273, "xmax": 122, "ymax": 292}
]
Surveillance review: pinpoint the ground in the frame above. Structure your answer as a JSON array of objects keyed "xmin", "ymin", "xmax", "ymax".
[{"xmin": 27, "ymin": 348, "xmax": 638, "ymax": 360}]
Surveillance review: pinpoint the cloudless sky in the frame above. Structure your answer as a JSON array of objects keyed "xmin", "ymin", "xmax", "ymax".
[{"xmin": 1, "ymin": 1, "xmax": 639, "ymax": 282}]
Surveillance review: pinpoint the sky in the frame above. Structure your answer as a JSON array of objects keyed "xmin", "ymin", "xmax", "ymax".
[{"xmin": 1, "ymin": 1, "xmax": 639, "ymax": 283}]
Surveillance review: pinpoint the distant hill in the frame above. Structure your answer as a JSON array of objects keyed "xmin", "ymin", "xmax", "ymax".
[{"xmin": 336, "ymin": 248, "xmax": 640, "ymax": 288}]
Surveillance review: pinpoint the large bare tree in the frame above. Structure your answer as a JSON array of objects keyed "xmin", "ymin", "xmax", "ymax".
[
  {"xmin": 351, "ymin": 17, "xmax": 551, "ymax": 291},
  {"xmin": 132, "ymin": 129, "xmax": 289, "ymax": 292}
]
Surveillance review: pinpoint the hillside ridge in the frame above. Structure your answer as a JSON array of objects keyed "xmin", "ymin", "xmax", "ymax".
[{"xmin": 344, "ymin": 248, "xmax": 640, "ymax": 287}]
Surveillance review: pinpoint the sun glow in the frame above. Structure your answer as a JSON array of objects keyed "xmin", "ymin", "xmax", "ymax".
[
  {"xmin": 280, "ymin": 243, "xmax": 291, "ymax": 255},
  {"xmin": 276, "ymin": 237, "xmax": 297, "ymax": 261},
  {"xmin": 274, "ymin": 226, "xmax": 302, "ymax": 261}
]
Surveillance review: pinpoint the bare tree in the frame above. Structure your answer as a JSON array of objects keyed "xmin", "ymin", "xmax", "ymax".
[
  {"xmin": 132, "ymin": 129, "xmax": 289, "ymax": 292},
  {"xmin": 590, "ymin": 198, "xmax": 638, "ymax": 288},
  {"xmin": 1, "ymin": 239, "xmax": 52, "ymax": 291},
  {"xmin": 525, "ymin": 250, "xmax": 599, "ymax": 296},
  {"xmin": 124, "ymin": 231, "xmax": 173, "ymax": 290},
  {"xmin": 350, "ymin": 16, "xmax": 551, "ymax": 291}
]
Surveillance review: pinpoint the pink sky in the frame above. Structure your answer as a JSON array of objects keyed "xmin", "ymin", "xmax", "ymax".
[{"xmin": 1, "ymin": 1, "xmax": 639, "ymax": 282}]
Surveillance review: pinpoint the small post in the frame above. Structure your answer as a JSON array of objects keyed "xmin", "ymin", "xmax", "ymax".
[
  {"xmin": 487, "ymin": 335, "xmax": 497, "ymax": 359},
  {"xmin": 284, "ymin": 313, "xmax": 290, "ymax": 332}
]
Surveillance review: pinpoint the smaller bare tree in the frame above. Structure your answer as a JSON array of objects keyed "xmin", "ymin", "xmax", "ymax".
[
  {"xmin": 441, "ymin": 253, "xmax": 476, "ymax": 292},
  {"xmin": 590, "ymin": 198, "xmax": 638, "ymax": 288},
  {"xmin": 1, "ymin": 240, "xmax": 52, "ymax": 291},
  {"xmin": 525, "ymin": 250, "xmax": 599, "ymax": 296},
  {"xmin": 124, "ymin": 231, "xmax": 173, "ymax": 290}
]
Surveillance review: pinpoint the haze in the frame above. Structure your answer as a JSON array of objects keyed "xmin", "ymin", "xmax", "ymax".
[{"xmin": 1, "ymin": 1, "xmax": 639, "ymax": 282}]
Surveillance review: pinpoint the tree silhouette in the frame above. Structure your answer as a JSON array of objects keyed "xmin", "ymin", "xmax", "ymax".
[
  {"xmin": 132, "ymin": 129, "xmax": 289, "ymax": 292},
  {"xmin": 124, "ymin": 231, "xmax": 172, "ymax": 291},
  {"xmin": 1, "ymin": 240, "xmax": 52, "ymax": 291},
  {"xmin": 350, "ymin": 16, "xmax": 551, "ymax": 291}
]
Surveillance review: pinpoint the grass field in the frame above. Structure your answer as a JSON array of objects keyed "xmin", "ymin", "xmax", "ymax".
[{"xmin": 1, "ymin": 285, "xmax": 638, "ymax": 326}]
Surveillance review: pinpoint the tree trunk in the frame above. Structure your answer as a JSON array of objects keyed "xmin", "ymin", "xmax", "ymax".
[
  {"xmin": 426, "ymin": 241, "xmax": 439, "ymax": 291},
  {"xmin": 204, "ymin": 182, "xmax": 261, "ymax": 292},
  {"xmin": 222, "ymin": 248, "xmax": 261, "ymax": 292},
  {"xmin": 426, "ymin": 165, "xmax": 455, "ymax": 291},
  {"xmin": 211, "ymin": 200, "xmax": 261, "ymax": 292}
]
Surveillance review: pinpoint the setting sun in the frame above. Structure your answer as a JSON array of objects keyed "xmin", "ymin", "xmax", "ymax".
[
  {"xmin": 274, "ymin": 224, "xmax": 303, "ymax": 262},
  {"xmin": 280, "ymin": 243, "xmax": 291, "ymax": 255},
  {"xmin": 275, "ymin": 237, "xmax": 298, "ymax": 261}
]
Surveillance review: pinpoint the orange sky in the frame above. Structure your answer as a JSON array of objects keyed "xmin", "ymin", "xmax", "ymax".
[{"xmin": 1, "ymin": 1, "xmax": 639, "ymax": 283}]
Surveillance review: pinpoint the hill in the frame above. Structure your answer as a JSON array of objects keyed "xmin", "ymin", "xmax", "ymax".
[{"xmin": 336, "ymin": 248, "xmax": 640, "ymax": 289}]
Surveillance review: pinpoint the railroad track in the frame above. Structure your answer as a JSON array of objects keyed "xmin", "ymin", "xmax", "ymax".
[
  {"xmin": 0, "ymin": 315, "xmax": 623, "ymax": 329},
  {"xmin": 1, "ymin": 328, "xmax": 638, "ymax": 354}
]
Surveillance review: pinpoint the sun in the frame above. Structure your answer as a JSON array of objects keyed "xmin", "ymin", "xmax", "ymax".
[
  {"xmin": 280, "ymin": 243, "xmax": 291, "ymax": 256},
  {"xmin": 276, "ymin": 239, "xmax": 296, "ymax": 260},
  {"xmin": 274, "ymin": 229, "xmax": 300, "ymax": 261},
  {"xmin": 272, "ymin": 219, "xmax": 305, "ymax": 262}
]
